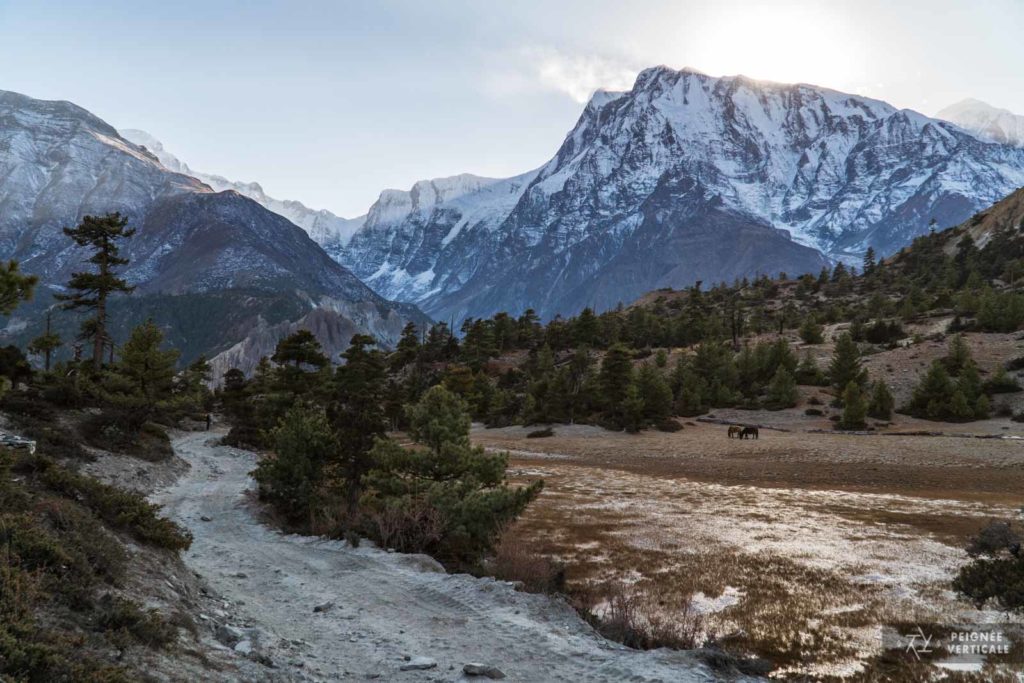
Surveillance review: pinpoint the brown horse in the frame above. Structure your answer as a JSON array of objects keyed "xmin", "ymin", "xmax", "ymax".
[
  {"xmin": 740, "ymin": 426, "xmax": 759, "ymax": 440},
  {"xmin": 727, "ymin": 425, "xmax": 743, "ymax": 439}
]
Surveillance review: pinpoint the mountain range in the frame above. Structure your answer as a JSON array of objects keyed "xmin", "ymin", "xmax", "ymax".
[
  {"xmin": 332, "ymin": 67, "xmax": 1024, "ymax": 323},
  {"xmin": 4, "ymin": 68, "xmax": 1024, "ymax": 368},
  {"xmin": 0, "ymin": 89, "xmax": 427, "ymax": 374}
]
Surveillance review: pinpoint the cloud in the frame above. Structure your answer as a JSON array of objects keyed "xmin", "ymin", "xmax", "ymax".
[
  {"xmin": 481, "ymin": 47, "xmax": 639, "ymax": 103},
  {"xmin": 531, "ymin": 49, "xmax": 639, "ymax": 103}
]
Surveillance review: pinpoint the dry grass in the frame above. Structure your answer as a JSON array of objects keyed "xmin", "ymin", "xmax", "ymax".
[{"xmin": 484, "ymin": 425, "xmax": 1024, "ymax": 679}]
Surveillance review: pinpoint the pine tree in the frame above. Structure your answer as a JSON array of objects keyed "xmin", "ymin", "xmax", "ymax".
[
  {"xmin": 636, "ymin": 363, "xmax": 673, "ymax": 422},
  {"xmin": 862, "ymin": 246, "xmax": 877, "ymax": 276},
  {"xmin": 598, "ymin": 344, "xmax": 634, "ymax": 412},
  {"xmin": 364, "ymin": 385, "xmax": 543, "ymax": 564},
  {"xmin": 867, "ymin": 380, "xmax": 894, "ymax": 420},
  {"xmin": 56, "ymin": 213, "xmax": 135, "ymax": 368},
  {"xmin": 272, "ymin": 329, "xmax": 328, "ymax": 368},
  {"xmin": 103, "ymin": 320, "xmax": 179, "ymax": 430},
  {"xmin": 838, "ymin": 381, "xmax": 867, "ymax": 429},
  {"xmin": 621, "ymin": 383, "xmax": 645, "ymax": 433},
  {"xmin": 799, "ymin": 317, "xmax": 824, "ymax": 344},
  {"xmin": 0, "ymin": 260, "xmax": 36, "ymax": 315},
  {"xmin": 27, "ymin": 308, "xmax": 61, "ymax": 371},
  {"xmin": 328, "ymin": 334, "xmax": 387, "ymax": 521},
  {"xmin": 766, "ymin": 366, "xmax": 798, "ymax": 409},
  {"xmin": 829, "ymin": 332, "xmax": 867, "ymax": 395},
  {"xmin": 391, "ymin": 322, "xmax": 420, "ymax": 369},
  {"xmin": 945, "ymin": 334, "xmax": 973, "ymax": 375},
  {"xmin": 252, "ymin": 405, "xmax": 334, "ymax": 525}
]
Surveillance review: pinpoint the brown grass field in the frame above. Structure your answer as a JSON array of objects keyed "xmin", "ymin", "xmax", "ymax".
[{"xmin": 475, "ymin": 416, "xmax": 1024, "ymax": 679}]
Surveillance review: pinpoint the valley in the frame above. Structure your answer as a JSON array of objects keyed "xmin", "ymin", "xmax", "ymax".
[{"xmin": 483, "ymin": 412, "xmax": 1024, "ymax": 677}]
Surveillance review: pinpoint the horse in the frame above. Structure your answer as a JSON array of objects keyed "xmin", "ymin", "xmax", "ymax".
[
  {"xmin": 727, "ymin": 425, "xmax": 743, "ymax": 439},
  {"xmin": 740, "ymin": 426, "xmax": 759, "ymax": 440}
]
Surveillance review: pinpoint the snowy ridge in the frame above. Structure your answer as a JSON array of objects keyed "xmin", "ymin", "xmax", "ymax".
[
  {"xmin": 0, "ymin": 90, "xmax": 427, "ymax": 366},
  {"xmin": 119, "ymin": 129, "xmax": 365, "ymax": 246},
  {"xmin": 936, "ymin": 99, "xmax": 1024, "ymax": 148},
  {"xmin": 341, "ymin": 66, "xmax": 1024, "ymax": 323}
]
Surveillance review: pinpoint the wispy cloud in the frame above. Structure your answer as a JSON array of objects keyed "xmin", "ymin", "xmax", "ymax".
[
  {"xmin": 482, "ymin": 47, "xmax": 640, "ymax": 103},
  {"xmin": 531, "ymin": 48, "xmax": 639, "ymax": 102}
]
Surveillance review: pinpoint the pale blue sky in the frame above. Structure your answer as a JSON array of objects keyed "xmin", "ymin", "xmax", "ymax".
[{"xmin": 1, "ymin": 0, "xmax": 1021, "ymax": 217}]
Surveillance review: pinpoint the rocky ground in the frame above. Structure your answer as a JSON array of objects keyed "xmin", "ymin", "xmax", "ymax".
[{"xmin": 136, "ymin": 429, "xmax": 743, "ymax": 682}]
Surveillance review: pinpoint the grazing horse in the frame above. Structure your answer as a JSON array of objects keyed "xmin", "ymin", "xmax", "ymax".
[
  {"xmin": 727, "ymin": 425, "xmax": 743, "ymax": 439},
  {"xmin": 740, "ymin": 426, "xmax": 759, "ymax": 440}
]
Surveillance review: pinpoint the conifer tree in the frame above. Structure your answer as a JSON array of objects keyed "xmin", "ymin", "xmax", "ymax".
[
  {"xmin": 766, "ymin": 366, "xmax": 798, "ymax": 409},
  {"xmin": 636, "ymin": 363, "xmax": 673, "ymax": 422},
  {"xmin": 598, "ymin": 344, "xmax": 633, "ymax": 411},
  {"xmin": 272, "ymin": 329, "xmax": 328, "ymax": 368},
  {"xmin": 391, "ymin": 322, "xmax": 420, "ymax": 369},
  {"xmin": 328, "ymin": 334, "xmax": 387, "ymax": 520},
  {"xmin": 56, "ymin": 213, "xmax": 135, "ymax": 368},
  {"xmin": 838, "ymin": 381, "xmax": 867, "ymax": 429},
  {"xmin": 27, "ymin": 308, "xmax": 61, "ymax": 371},
  {"xmin": 0, "ymin": 260, "xmax": 36, "ymax": 315},
  {"xmin": 799, "ymin": 317, "xmax": 824, "ymax": 345},
  {"xmin": 867, "ymin": 380, "xmax": 894, "ymax": 420},
  {"xmin": 862, "ymin": 246, "xmax": 877, "ymax": 276},
  {"xmin": 364, "ymin": 385, "xmax": 543, "ymax": 563},
  {"xmin": 829, "ymin": 332, "xmax": 867, "ymax": 395},
  {"xmin": 104, "ymin": 320, "xmax": 179, "ymax": 430},
  {"xmin": 621, "ymin": 383, "xmax": 645, "ymax": 433}
]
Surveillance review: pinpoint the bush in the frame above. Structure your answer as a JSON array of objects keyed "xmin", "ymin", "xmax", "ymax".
[
  {"xmin": 31, "ymin": 458, "xmax": 191, "ymax": 551},
  {"xmin": 983, "ymin": 368, "xmax": 1022, "ymax": 394},
  {"xmin": 526, "ymin": 427, "xmax": 554, "ymax": 438},
  {"xmin": 577, "ymin": 584, "xmax": 704, "ymax": 651},
  {"xmin": 953, "ymin": 521, "xmax": 1024, "ymax": 612},
  {"xmin": 94, "ymin": 594, "xmax": 176, "ymax": 647},
  {"xmin": 655, "ymin": 418, "xmax": 684, "ymax": 432},
  {"xmin": 487, "ymin": 528, "xmax": 566, "ymax": 594}
]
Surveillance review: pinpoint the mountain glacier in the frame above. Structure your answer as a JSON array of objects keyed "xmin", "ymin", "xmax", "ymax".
[
  {"xmin": 0, "ymin": 90, "xmax": 426, "ymax": 374},
  {"xmin": 337, "ymin": 67, "xmax": 1024, "ymax": 323},
  {"xmin": 119, "ymin": 128, "xmax": 365, "ymax": 247},
  {"xmin": 936, "ymin": 99, "xmax": 1024, "ymax": 148}
]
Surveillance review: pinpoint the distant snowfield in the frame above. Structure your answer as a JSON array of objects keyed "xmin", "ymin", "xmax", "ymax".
[{"xmin": 152, "ymin": 431, "xmax": 734, "ymax": 682}]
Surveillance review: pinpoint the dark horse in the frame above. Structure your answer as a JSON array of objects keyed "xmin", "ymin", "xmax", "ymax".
[{"xmin": 739, "ymin": 426, "xmax": 759, "ymax": 440}]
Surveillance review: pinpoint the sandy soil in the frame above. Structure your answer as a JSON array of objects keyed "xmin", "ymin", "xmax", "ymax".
[
  {"xmin": 150, "ymin": 429, "xmax": 739, "ymax": 682},
  {"xmin": 474, "ymin": 423, "xmax": 1024, "ymax": 678}
]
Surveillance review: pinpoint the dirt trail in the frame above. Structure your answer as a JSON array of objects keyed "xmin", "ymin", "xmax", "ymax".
[{"xmin": 152, "ymin": 430, "xmax": 732, "ymax": 682}]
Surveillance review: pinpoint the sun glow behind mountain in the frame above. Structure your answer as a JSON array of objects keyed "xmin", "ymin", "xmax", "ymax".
[{"xmin": 685, "ymin": 4, "xmax": 868, "ymax": 89}]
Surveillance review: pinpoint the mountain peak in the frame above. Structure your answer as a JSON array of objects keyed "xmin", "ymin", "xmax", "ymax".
[{"xmin": 936, "ymin": 98, "xmax": 1024, "ymax": 147}]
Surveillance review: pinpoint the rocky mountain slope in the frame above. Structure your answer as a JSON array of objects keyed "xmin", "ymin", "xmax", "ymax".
[
  {"xmin": 0, "ymin": 90, "xmax": 427, "ymax": 374},
  {"xmin": 119, "ymin": 128, "xmax": 365, "ymax": 247},
  {"xmin": 339, "ymin": 67, "xmax": 1024, "ymax": 323},
  {"xmin": 937, "ymin": 98, "xmax": 1024, "ymax": 148}
]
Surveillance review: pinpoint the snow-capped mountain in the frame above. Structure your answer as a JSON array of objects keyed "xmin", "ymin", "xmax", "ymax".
[
  {"xmin": 119, "ymin": 129, "xmax": 365, "ymax": 247},
  {"xmin": 936, "ymin": 99, "xmax": 1024, "ymax": 148},
  {"xmin": 0, "ymin": 89, "xmax": 426, "ymax": 373},
  {"xmin": 339, "ymin": 171, "xmax": 538, "ymax": 303},
  {"xmin": 340, "ymin": 66, "xmax": 1024, "ymax": 323}
]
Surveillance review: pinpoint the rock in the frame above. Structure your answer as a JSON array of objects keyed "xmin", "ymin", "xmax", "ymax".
[
  {"xmin": 399, "ymin": 554, "xmax": 446, "ymax": 574},
  {"xmin": 234, "ymin": 640, "xmax": 253, "ymax": 655},
  {"xmin": 313, "ymin": 601, "xmax": 334, "ymax": 613},
  {"xmin": 400, "ymin": 656, "xmax": 437, "ymax": 671},
  {"xmin": 233, "ymin": 572, "xmax": 248, "ymax": 579},
  {"xmin": 463, "ymin": 663, "xmax": 506, "ymax": 679},
  {"xmin": 200, "ymin": 515, "xmax": 213, "ymax": 522},
  {"xmin": 215, "ymin": 624, "xmax": 245, "ymax": 647}
]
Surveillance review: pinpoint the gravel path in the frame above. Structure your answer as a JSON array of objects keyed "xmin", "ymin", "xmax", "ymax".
[{"xmin": 152, "ymin": 430, "xmax": 731, "ymax": 682}]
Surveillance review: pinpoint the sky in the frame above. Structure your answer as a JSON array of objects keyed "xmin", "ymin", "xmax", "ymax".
[{"xmin": 1, "ymin": 0, "xmax": 1022, "ymax": 217}]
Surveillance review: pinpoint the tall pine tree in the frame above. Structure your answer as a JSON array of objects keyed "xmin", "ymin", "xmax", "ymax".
[{"xmin": 56, "ymin": 213, "xmax": 135, "ymax": 368}]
